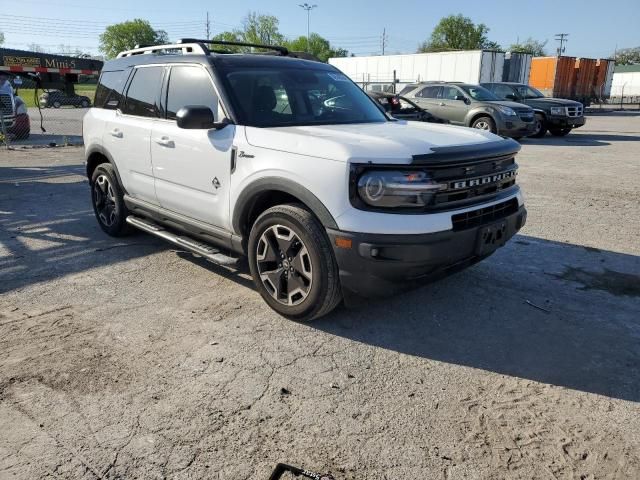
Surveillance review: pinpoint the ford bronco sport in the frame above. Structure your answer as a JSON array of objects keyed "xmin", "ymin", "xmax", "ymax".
[{"xmin": 83, "ymin": 39, "xmax": 527, "ymax": 321}]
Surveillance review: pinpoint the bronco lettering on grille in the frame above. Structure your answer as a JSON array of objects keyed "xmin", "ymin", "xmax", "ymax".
[{"xmin": 451, "ymin": 170, "xmax": 517, "ymax": 190}]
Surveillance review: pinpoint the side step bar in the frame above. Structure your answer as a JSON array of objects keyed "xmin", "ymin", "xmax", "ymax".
[{"xmin": 126, "ymin": 215, "xmax": 240, "ymax": 266}]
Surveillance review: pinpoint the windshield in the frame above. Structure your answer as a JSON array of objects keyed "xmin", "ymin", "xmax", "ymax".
[
  {"xmin": 222, "ymin": 67, "xmax": 387, "ymax": 127},
  {"xmin": 459, "ymin": 85, "xmax": 499, "ymax": 101},
  {"xmin": 515, "ymin": 85, "xmax": 545, "ymax": 99}
]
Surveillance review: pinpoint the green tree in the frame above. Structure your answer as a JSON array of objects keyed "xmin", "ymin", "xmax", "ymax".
[
  {"xmin": 99, "ymin": 19, "xmax": 169, "ymax": 59},
  {"xmin": 509, "ymin": 37, "xmax": 547, "ymax": 56},
  {"xmin": 614, "ymin": 47, "xmax": 640, "ymax": 65},
  {"xmin": 418, "ymin": 14, "xmax": 500, "ymax": 52},
  {"xmin": 211, "ymin": 11, "xmax": 348, "ymax": 60},
  {"xmin": 0, "ymin": 31, "xmax": 4, "ymax": 46},
  {"xmin": 285, "ymin": 33, "xmax": 348, "ymax": 62}
]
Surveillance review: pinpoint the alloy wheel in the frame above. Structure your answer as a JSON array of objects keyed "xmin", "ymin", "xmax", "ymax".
[
  {"xmin": 474, "ymin": 121, "xmax": 491, "ymax": 130},
  {"xmin": 256, "ymin": 225, "xmax": 313, "ymax": 306},
  {"xmin": 93, "ymin": 175, "xmax": 117, "ymax": 227}
]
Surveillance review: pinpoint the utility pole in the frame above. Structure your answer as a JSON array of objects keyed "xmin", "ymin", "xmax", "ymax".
[
  {"xmin": 299, "ymin": 3, "xmax": 317, "ymax": 51},
  {"xmin": 555, "ymin": 33, "xmax": 569, "ymax": 56},
  {"xmin": 381, "ymin": 28, "xmax": 387, "ymax": 55},
  {"xmin": 206, "ymin": 12, "xmax": 210, "ymax": 40}
]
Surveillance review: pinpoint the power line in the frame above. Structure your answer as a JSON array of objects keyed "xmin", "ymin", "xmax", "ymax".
[{"xmin": 555, "ymin": 33, "xmax": 569, "ymax": 55}]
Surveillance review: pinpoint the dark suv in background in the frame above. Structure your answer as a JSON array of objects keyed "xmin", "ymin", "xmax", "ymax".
[
  {"xmin": 39, "ymin": 90, "xmax": 92, "ymax": 108},
  {"xmin": 481, "ymin": 82, "xmax": 585, "ymax": 137},
  {"xmin": 400, "ymin": 82, "xmax": 535, "ymax": 139}
]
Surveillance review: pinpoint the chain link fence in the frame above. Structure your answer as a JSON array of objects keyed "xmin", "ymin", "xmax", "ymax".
[{"xmin": 1, "ymin": 82, "xmax": 92, "ymax": 149}]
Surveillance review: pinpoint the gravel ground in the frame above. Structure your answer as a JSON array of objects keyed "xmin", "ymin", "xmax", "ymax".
[{"xmin": 1, "ymin": 113, "xmax": 639, "ymax": 479}]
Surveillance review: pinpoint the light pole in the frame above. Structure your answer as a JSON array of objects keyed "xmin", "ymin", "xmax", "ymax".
[{"xmin": 299, "ymin": 3, "xmax": 317, "ymax": 51}]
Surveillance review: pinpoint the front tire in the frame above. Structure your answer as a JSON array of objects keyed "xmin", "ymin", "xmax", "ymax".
[
  {"xmin": 90, "ymin": 163, "xmax": 132, "ymax": 237},
  {"xmin": 529, "ymin": 113, "xmax": 547, "ymax": 138},
  {"xmin": 550, "ymin": 128, "xmax": 572, "ymax": 137},
  {"xmin": 248, "ymin": 204, "xmax": 342, "ymax": 321},
  {"xmin": 52, "ymin": 101, "xmax": 61, "ymax": 109},
  {"xmin": 471, "ymin": 116, "xmax": 497, "ymax": 133}
]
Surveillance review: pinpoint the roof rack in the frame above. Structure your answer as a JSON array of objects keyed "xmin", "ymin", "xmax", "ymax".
[
  {"xmin": 178, "ymin": 38, "xmax": 289, "ymax": 56},
  {"xmin": 117, "ymin": 42, "xmax": 208, "ymax": 58}
]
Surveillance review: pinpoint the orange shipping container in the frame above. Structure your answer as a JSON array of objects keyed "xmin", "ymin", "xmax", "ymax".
[{"xmin": 529, "ymin": 56, "xmax": 578, "ymax": 99}]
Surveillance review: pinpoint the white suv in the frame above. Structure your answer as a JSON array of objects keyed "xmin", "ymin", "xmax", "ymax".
[{"xmin": 83, "ymin": 40, "xmax": 527, "ymax": 321}]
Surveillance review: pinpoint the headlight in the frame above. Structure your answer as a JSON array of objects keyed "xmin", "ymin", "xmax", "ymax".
[
  {"xmin": 357, "ymin": 170, "xmax": 446, "ymax": 208},
  {"xmin": 497, "ymin": 106, "xmax": 517, "ymax": 116},
  {"xmin": 550, "ymin": 107, "xmax": 565, "ymax": 115}
]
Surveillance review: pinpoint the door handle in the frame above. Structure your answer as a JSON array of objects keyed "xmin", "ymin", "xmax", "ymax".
[
  {"xmin": 154, "ymin": 136, "xmax": 175, "ymax": 148},
  {"xmin": 109, "ymin": 128, "xmax": 123, "ymax": 138}
]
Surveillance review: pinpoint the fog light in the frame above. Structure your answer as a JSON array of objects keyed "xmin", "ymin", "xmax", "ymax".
[{"xmin": 370, "ymin": 248, "xmax": 379, "ymax": 257}]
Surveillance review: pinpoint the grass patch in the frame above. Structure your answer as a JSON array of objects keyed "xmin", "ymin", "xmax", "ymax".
[{"xmin": 15, "ymin": 86, "xmax": 97, "ymax": 108}]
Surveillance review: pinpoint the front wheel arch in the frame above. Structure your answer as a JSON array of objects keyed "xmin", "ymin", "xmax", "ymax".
[{"xmin": 233, "ymin": 178, "xmax": 339, "ymax": 238}]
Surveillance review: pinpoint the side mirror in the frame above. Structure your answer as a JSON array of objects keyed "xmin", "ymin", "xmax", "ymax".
[
  {"xmin": 176, "ymin": 106, "xmax": 228, "ymax": 130},
  {"xmin": 454, "ymin": 95, "xmax": 466, "ymax": 102},
  {"xmin": 505, "ymin": 94, "xmax": 518, "ymax": 101}
]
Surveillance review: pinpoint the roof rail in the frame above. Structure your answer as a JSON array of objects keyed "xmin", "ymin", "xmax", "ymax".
[
  {"xmin": 178, "ymin": 38, "xmax": 289, "ymax": 56},
  {"xmin": 117, "ymin": 42, "xmax": 209, "ymax": 58}
]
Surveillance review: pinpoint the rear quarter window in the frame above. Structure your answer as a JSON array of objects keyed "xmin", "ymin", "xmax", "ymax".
[{"xmin": 94, "ymin": 70, "xmax": 128, "ymax": 109}]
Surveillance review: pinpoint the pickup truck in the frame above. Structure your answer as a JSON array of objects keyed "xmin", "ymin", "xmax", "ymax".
[{"xmin": 481, "ymin": 82, "xmax": 585, "ymax": 138}]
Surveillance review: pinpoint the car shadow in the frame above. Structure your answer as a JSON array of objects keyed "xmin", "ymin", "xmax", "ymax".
[
  {"xmin": 0, "ymin": 164, "xmax": 163, "ymax": 293},
  {"xmin": 521, "ymin": 132, "xmax": 640, "ymax": 146},
  {"xmin": 312, "ymin": 235, "xmax": 640, "ymax": 403},
  {"xmin": 3, "ymin": 162, "xmax": 639, "ymax": 403}
]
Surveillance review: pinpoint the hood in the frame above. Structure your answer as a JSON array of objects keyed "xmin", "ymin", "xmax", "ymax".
[
  {"xmin": 524, "ymin": 97, "xmax": 583, "ymax": 108},
  {"xmin": 484, "ymin": 100, "xmax": 532, "ymax": 111},
  {"xmin": 244, "ymin": 121, "xmax": 502, "ymax": 165}
]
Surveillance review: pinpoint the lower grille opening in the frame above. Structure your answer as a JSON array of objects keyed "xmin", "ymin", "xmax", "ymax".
[{"xmin": 451, "ymin": 198, "xmax": 519, "ymax": 231}]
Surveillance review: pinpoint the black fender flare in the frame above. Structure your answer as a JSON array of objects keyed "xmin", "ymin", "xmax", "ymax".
[
  {"xmin": 232, "ymin": 177, "xmax": 338, "ymax": 234},
  {"xmin": 85, "ymin": 145, "xmax": 126, "ymax": 193}
]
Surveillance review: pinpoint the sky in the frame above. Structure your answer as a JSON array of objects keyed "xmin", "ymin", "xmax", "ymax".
[{"xmin": 1, "ymin": 0, "xmax": 638, "ymax": 58}]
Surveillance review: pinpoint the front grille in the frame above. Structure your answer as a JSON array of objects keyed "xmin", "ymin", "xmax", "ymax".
[
  {"xmin": 0, "ymin": 94, "xmax": 13, "ymax": 117},
  {"xmin": 515, "ymin": 109, "xmax": 534, "ymax": 123},
  {"xmin": 451, "ymin": 198, "xmax": 519, "ymax": 231},
  {"xmin": 566, "ymin": 105, "xmax": 583, "ymax": 117},
  {"xmin": 429, "ymin": 157, "xmax": 518, "ymax": 209}
]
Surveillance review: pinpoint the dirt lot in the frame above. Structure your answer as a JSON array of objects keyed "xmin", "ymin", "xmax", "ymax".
[{"xmin": 1, "ymin": 114, "xmax": 639, "ymax": 479}]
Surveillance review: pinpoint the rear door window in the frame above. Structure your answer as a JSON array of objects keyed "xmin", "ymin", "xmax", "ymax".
[
  {"xmin": 95, "ymin": 70, "xmax": 128, "ymax": 109},
  {"xmin": 165, "ymin": 65, "xmax": 220, "ymax": 120},
  {"xmin": 416, "ymin": 86, "xmax": 440, "ymax": 98},
  {"xmin": 123, "ymin": 66, "xmax": 164, "ymax": 118}
]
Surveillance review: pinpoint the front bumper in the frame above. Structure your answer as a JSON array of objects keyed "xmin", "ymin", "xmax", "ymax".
[
  {"xmin": 546, "ymin": 115, "xmax": 586, "ymax": 129},
  {"xmin": 497, "ymin": 117, "xmax": 536, "ymax": 138},
  {"xmin": 328, "ymin": 205, "xmax": 527, "ymax": 299}
]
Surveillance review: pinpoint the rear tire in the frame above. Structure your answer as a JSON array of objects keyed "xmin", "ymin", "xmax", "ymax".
[
  {"xmin": 248, "ymin": 204, "xmax": 342, "ymax": 321},
  {"xmin": 471, "ymin": 116, "xmax": 497, "ymax": 133},
  {"xmin": 81, "ymin": 100, "xmax": 90, "ymax": 108},
  {"xmin": 90, "ymin": 163, "xmax": 133, "ymax": 237},
  {"xmin": 529, "ymin": 113, "xmax": 547, "ymax": 138},
  {"xmin": 550, "ymin": 128, "xmax": 572, "ymax": 137}
]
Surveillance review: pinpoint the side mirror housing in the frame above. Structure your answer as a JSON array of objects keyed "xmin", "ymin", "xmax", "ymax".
[
  {"xmin": 506, "ymin": 94, "xmax": 518, "ymax": 101},
  {"xmin": 454, "ymin": 95, "xmax": 466, "ymax": 102},
  {"xmin": 176, "ymin": 106, "xmax": 229, "ymax": 130}
]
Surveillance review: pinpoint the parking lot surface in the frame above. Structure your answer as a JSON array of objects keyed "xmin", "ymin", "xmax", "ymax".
[{"xmin": 1, "ymin": 113, "xmax": 639, "ymax": 479}]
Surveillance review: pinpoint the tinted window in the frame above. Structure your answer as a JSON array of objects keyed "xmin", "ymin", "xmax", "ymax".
[
  {"xmin": 166, "ymin": 66, "xmax": 219, "ymax": 120},
  {"xmin": 95, "ymin": 70, "xmax": 127, "ymax": 109},
  {"xmin": 222, "ymin": 68, "xmax": 386, "ymax": 127},
  {"xmin": 440, "ymin": 86, "xmax": 462, "ymax": 100},
  {"xmin": 459, "ymin": 85, "xmax": 499, "ymax": 101},
  {"xmin": 123, "ymin": 67, "xmax": 163, "ymax": 117},
  {"xmin": 492, "ymin": 84, "xmax": 517, "ymax": 100},
  {"xmin": 398, "ymin": 85, "xmax": 419, "ymax": 96},
  {"xmin": 416, "ymin": 86, "xmax": 440, "ymax": 98}
]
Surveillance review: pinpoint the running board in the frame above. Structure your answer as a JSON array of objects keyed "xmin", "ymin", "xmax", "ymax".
[{"xmin": 126, "ymin": 215, "xmax": 240, "ymax": 266}]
